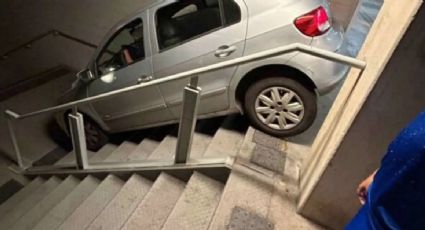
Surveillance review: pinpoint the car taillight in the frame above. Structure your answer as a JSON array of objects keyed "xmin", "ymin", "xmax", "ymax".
[{"xmin": 294, "ymin": 6, "xmax": 331, "ymax": 37}]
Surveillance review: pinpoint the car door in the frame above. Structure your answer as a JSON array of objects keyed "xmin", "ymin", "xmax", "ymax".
[
  {"xmin": 88, "ymin": 14, "xmax": 173, "ymax": 132},
  {"xmin": 149, "ymin": 0, "xmax": 248, "ymax": 118}
]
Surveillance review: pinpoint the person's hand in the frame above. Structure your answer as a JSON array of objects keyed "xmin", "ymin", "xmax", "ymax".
[{"xmin": 356, "ymin": 170, "xmax": 377, "ymax": 205}]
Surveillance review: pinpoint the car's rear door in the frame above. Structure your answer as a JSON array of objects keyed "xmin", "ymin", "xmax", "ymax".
[{"xmin": 149, "ymin": 0, "xmax": 248, "ymax": 118}]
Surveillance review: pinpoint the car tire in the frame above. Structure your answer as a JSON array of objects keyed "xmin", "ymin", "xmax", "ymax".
[
  {"xmin": 83, "ymin": 117, "xmax": 109, "ymax": 151},
  {"xmin": 244, "ymin": 76, "xmax": 317, "ymax": 137},
  {"xmin": 48, "ymin": 118, "xmax": 73, "ymax": 151}
]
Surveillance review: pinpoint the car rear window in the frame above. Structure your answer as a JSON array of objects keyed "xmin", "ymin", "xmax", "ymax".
[{"xmin": 156, "ymin": 0, "xmax": 241, "ymax": 51}]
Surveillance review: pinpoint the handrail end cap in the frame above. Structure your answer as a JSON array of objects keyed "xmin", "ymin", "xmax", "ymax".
[{"xmin": 5, "ymin": 110, "xmax": 20, "ymax": 119}]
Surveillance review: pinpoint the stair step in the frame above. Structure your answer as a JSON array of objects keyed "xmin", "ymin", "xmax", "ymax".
[
  {"xmin": 127, "ymin": 138, "xmax": 161, "ymax": 161},
  {"xmin": 147, "ymin": 132, "xmax": 213, "ymax": 161},
  {"xmin": 203, "ymin": 115, "xmax": 247, "ymax": 158},
  {"xmin": 121, "ymin": 173, "xmax": 185, "ymax": 230},
  {"xmin": 10, "ymin": 176, "xmax": 80, "ymax": 230},
  {"xmin": 104, "ymin": 141, "xmax": 138, "ymax": 162},
  {"xmin": 87, "ymin": 174, "xmax": 153, "ymax": 230},
  {"xmin": 0, "ymin": 172, "xmax": 10, "ymax": 187},
  {"xmin": 88, "ymin": 143, "xmax": 119, "ymax": 162},
  {"xmin": 57, "ymin": 175, "xmax": 124, "ymax": 230},
  {"xmin": 189, "ymin": 133, "xmax": 214, "ymax": 159},
  {"xmin": 54, "ymin": 152, "xmax": 75, "ymax": 165},
  {"xmin": 208, "ymin": 164, "xmax": 275, "ymax": 230},
  {"xmin": 33, "ymin": 175, "xmax": 100, "ymax": 230},
  {"xmin": 0, "ymin": 179, "xmax": 24, "ymax": 205},
  {"xmin": 54, "ymin": 150, "xmax": 96, "ymax": 165},
  {"xmin": 55, "ymin": 143, "xmax": 118, "ymax": 165},
  {"xmin": 0, "ymin": 177, "xmax": 44, "ymax": 217},
  {"xmin": 162, "ymin": 172, "xmax": 224, "ymax": 230},
  {"xmin": 0, "ymin": 176, "xmax": 62, "ymax": 228},
  {"xmin": 147, "ymin": 136, "xmax": 177, "ymax": 160}
]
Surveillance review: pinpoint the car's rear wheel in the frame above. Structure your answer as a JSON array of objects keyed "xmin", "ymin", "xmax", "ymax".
[
  {"xmin": 244, "ymin": 76, "xmax": 317, "ymax": 137},
  {"xmin": 50, "ymin": 114, "xmax": 108, "ymax": 152}
]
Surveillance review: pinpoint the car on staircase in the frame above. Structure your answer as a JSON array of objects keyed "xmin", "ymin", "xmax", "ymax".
[{"xmin": 56, "ymin": 0, "xmax": 347, "ymax": 150}]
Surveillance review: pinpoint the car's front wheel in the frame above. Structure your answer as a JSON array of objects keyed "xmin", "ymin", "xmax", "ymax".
[
  {"xmin": 244, "ymin": 76, "xmax": 317, "ymax": 137},
  {"xmin": 83, "ymin": 117, "xmax": 109, "ymax": 151}
]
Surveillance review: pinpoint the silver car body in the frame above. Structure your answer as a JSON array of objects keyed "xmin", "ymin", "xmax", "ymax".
[{"xmin": 57, "ymin": 0, "xmax": 346, "ymax": 133}]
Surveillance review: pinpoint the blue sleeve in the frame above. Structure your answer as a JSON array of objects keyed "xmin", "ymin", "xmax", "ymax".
[{"xmin": 367, "ymin": 110, "xmax": 425, "ymax": 230}]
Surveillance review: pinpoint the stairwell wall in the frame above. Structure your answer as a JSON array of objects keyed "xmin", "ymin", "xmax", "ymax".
[
  {"xmin": 330, "ymin": 0, "xmax": 360, "ymax": 29},
  {"xmin": 0, "ymin": 0, "xmax": 151, "ymax": 163},
  {"xmin": 0, "ymin": 0, "xmax": 150, "ymax": 89},
  {"xmin": 298, "ymin": 0, "xmax": 424, "ymax": 229}
]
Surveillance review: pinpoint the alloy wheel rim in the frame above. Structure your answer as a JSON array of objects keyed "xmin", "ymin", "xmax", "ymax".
[{"xmin": 255, "ymin": 86, "xmax": 305, "ymax": 130}]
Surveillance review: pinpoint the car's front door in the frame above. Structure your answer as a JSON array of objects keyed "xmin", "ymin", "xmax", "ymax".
[
  {"xmin": 88, "ymin": 14, "xmax": 172, "ymax": 132},
  {"xmin": 150, "ymin": 0, "xmax": 248, "ymax": 118}
]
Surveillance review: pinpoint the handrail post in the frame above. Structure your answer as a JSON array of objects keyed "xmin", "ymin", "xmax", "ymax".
[
  {"xmin": 68, "ymin": 110, "xmax": 89, "ymax": 169},
  {"xmin": 5, "ymin": 115, "xmax": 25, "ymax": 169},
  {"xmin": 175, "ymin": 76, "xmax": 201, "ymax": 164}
]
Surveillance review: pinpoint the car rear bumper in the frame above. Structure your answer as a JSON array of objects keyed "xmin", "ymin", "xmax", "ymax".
[
  {"xmin": 315, "ymin": 61, "xmax": 349, "ymax": 95},
  {"xmin": 289, "ymin": 22, "xmax": 350, "ymax": 95}
]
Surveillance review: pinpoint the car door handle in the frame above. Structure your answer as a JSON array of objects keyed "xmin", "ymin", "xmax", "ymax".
[
  {"xmin": 214, "ymin": 45, "xmax": 237, "ymax": 58},
  {"xmin": 137, "ymin": 75, "xmax": 153, "ymax": 84}
]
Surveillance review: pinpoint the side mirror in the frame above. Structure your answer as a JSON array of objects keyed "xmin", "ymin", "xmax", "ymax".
[{"xmin": 77, "ymin": 69, "xmax": 95, "ymax": 83}]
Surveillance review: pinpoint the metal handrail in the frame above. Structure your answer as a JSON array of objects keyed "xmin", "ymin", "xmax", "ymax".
[
  {"xmin": 1, "ymin": 30, "xmax": 97, "ymax": 59},
  {"xmin": 5, "ymin": 43, "xmax": 366, "ymax": 120},
  {"xmin": 4, "ymin": 42, "xmax": 366, "ymax": 172}
]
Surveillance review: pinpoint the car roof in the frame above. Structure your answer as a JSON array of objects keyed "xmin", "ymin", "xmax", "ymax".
[
  {"xmin": 103, "ymin": 0, "xmax": 166, "ymax": 42},
  {"xmin": 117, "ymin": 0, "xmax": 166, "ymax": 24}
]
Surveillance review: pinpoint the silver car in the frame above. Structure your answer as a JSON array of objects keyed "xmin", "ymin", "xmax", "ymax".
[{"xmin": 57, "ymin": 0, "xmax": 346, "ymax": 150}]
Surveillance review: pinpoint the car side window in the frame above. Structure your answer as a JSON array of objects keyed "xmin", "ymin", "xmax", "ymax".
[
  {"xmin": 156, "ymin": 0, "xmax": 241, "ymax": 51},
  {"xmin": 96, "ymin": 18, "xmax": 145, "ymax": 76},
  {"xmin": 222, "ymin": 0, "xmax": 241, "ymax": 26},
  {"xmin": 173, "ymin": 4, "xmax": 198, "ymax": 18}
]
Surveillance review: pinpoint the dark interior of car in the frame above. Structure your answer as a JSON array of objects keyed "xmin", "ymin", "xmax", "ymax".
[{"xmin": 157, "ymin": 0, "xmax": 222, "ymax": 50}]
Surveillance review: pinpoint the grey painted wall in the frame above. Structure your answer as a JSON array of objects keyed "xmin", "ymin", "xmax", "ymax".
[
  {"xmin": 0, "ymin": 73, "xmax": 75, "ymax": 163},
  {"xmin": 0, "ymin": 0, "xmax": 150, "ymax": 89},
  {"xmin": 301, "ymin": 4, "xmax": 425, "ymax": 229},
  {"xmin": 0, "ymin": 1, "xmax": 151, "ymax": 162},
  {"xmin": 330, "ymin": 0, "xmax": 359, "ymax": 28}
]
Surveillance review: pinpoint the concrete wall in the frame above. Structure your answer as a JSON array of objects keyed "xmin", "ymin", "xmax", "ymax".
[
  {"xmin": 300, "ymin": 3, "xmax": 425, "ymax": 229},
  {"xmin": 0, "ymin": 1, "xmax": 151, "ymax": 163},
  {"xmin": 342, "ymin": 0, "xmax": 383, "ymax": 57},
  {"xmin": 0, "ymin": 73, "xmax": 76, "ymax": 163},
  {"xmin": 330, "ymin": 0, "xmax": 359, "ymax": 28},
  {"xmin": 0, "ymin": 0, "xmax": 150, "ymax": 89}
]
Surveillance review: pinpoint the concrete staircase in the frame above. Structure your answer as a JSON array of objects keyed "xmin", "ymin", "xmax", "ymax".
[
  {"xmin": 51, "ymin": 114, "xmax": 248, "ymax": 165},
  {"xmin": 0, "ymin": 170, "xmax": 227, "ymax": 230},
  {"xmin": 0, "ymin": 115, "xmax": 251, "ymax": 230},
  {"xmin": 0, "ymin": 114, "xmax": 321, "ymax": 230}
]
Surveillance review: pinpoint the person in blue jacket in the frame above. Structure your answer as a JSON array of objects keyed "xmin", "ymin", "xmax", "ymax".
[{"xmin": 345, "ymin": 110, "xmax": 425, "ymax": 229}]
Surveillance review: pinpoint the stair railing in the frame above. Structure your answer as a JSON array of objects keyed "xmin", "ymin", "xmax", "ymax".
[
  {"xmin": 4, "ymin": 43, "xmax": 366, "ymax": 173},
  {"xmin": 1, "ymin": 29, "xmax": 97, "ymax": 60}
]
